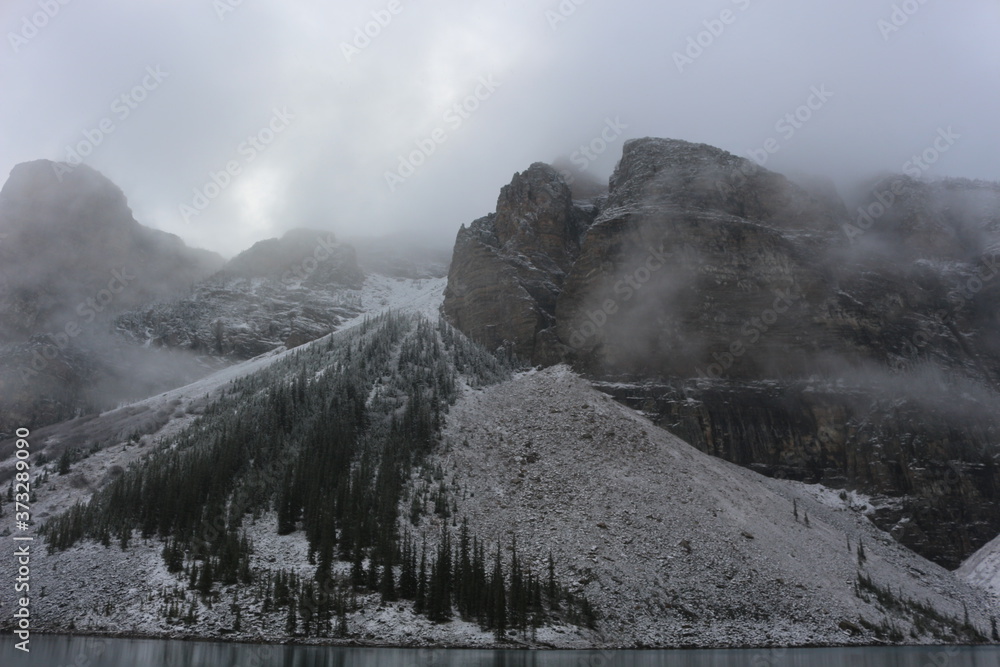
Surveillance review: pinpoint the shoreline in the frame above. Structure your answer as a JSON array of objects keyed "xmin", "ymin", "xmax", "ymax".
[{"xmin": 4, "ymin": 627, "xmax": 996, "ymax": 652}]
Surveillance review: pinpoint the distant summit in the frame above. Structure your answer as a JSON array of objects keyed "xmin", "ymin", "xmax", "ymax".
[
  {"xmin": 0, "ymin": 160, "xmax": 223, "ymax": 340},
  {"xmin": 224, "ymin": 228, "xmax": 364, "ymax": 288}
]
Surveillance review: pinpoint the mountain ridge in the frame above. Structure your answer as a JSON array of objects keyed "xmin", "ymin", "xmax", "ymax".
[{"xmin": 442, "ymin": 136, "xmax": 1000, "ymax": 569}]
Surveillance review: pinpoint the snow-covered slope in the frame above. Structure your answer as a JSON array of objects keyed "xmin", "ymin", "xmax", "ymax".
[
  {"xmin": 959, "ymin": 533, "xmax": 1000, "ymax": 608},
  {"xmin": 1, "ymin": 283, "xmax": 995, "ymax": 648},
  {"xmin": 426, "ymin": 366, "xmax": 996, "ymax": 647},
  {"xmin": 0, "ymin": 274, "xmax": 447, "ymax": 519}
]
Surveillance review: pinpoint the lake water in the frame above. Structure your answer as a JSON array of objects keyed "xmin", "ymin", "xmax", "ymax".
[{"xmin": 1, "ymin": 635, "xmax": 999, "ymax": 666}]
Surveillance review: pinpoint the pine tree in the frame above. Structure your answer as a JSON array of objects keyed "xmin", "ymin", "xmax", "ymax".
[
  {"xmin": 399, "ymin": 534, "xmax": 417, "ymax": 599},
  {"xmin": 380, "ymin": 560, "xmax": 397, "ymax": 602},
  {"xmin": 455, "ymin": 518, "xmax": 470, "ymax": 616},
  {"xmin": 366, "ymin": 551, "xmax": 380, "ymax": 591},
  {"xmin": 299, "ymin": 581, "xmax": 315, "ymax": 636},
  {"xmin": 335, "ymin": 589, "xmax": 349, "ymax": 638},
  {"xmin": 286, "ymin": 595, "xmax": 298, "ymax": 635},
  {"xmin": 427, "ymin": 525, "xmax": 453, "ymax": 622},
  {"xmin": 547, "ymin": 551, "xmax": 559, "ymax": 610},
  {"xmin": 351, "ymin": 548, "xmax": 365, "ymax": 589},
  {"xmin": 415, "ymin": 542, "xmax": 428, "ymax": 615},
  {"xmin": 509, "ymin": 535, "xmax": 524, "ymax": 631},
  {"xmin": 58, "ymin": 449, "xmax": 72, "ymax": 475},
  {"xmin": 491, "ymin": 546, "xmax": 507, "ymax": 641},
  {"xmin": 197, "ymin": 559, "xmax": 214, "ymax": 595}
]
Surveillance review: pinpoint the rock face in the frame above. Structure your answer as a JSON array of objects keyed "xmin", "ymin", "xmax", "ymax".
[
  {"xmin": 442, "ymin": 137, "xmax": 1000, "ymax": 569},
  {"xmin": 114, "ymin": 229, "xmax": 365, "ymax": 359},
  {"xmin": 442, "ymin": 163, "xmax": 595, "ymax": 363}
]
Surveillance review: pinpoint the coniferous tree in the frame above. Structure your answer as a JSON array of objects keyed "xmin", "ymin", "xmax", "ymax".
[
  {"xmin": 415, "ymin": 542, "xmax": 428, "ymax": 615},
  {"xmin": 491, "ymin": 546, "xmax": 507, "ymax": 641},
  {"xmin": 197, "ymin": 559, "xmax": 214, "ymax": 595},
  {"xmin": 58, "ymin": 449, "xmax": 72, "ymax": 475},
  {"xmin": 509, "ymin": 535, "xmax": 524, "ymax": 631},
  {"xmin": 457, "ymin": 518, "xmax": 472, "ymax": 617},
  {"xmin": 335, "ymin": 588, "xmax": 349, "ymax": 638},
  {"xmin": 399, "ymin": 534, "xmax": 417, "ymax": 599},
  {"xmin": 286, "ymin": 596, "xmax": 297, "ymax": 635},
  {"xmin": 366, "ymin": 550, "xmax": 380, "ymax": 591},
  {"xmin": 351, "ymin": 548, "xmax": 365, "ymax": 589},
  {"xmin": 380, "ymin": 559, "xmax": 397, "ymax": 602},
  {"xmin": 547, "ymin": 551, "xmax": 559, "ymax": 610}
]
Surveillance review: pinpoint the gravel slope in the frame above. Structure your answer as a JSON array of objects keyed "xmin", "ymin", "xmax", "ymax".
[{"xmin": 431, "ymin": 365, "xmax": 997, "ymax": 647}]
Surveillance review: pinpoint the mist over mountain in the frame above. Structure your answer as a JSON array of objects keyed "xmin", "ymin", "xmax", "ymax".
[
  {"xmin": 114, "ymin": 228, "xmax": 366, "ymax": 359},
  {"xmin": 0, "ymin": 162, "xmax": 227, "ymax": 433},
  {"xmin": 443, "ymin": 137, "xmax": 1000, "ymax": 570},
  {"xmin": 0, "ymin": 137, "xmax": 998, "ymax": 649},
  {"xmin": 0, "ymin": 160, "xmax": 223, "ymax": 341}
]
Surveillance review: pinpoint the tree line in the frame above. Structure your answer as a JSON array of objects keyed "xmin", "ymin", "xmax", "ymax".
[{"xmin": 41, "ymin": 313, "xmax": 595, "ymax": 639}]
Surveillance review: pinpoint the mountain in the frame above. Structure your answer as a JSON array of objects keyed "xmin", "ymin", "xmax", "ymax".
[
  {"xmin": 0, "ymin": 148, "xmax": 997, "ymax": 648},
  {"xmin": 0, "ymin": 160, "xmax": 223, "ymax": 341},
  {"xmin": 348, "ymin": 232, "xmax": 452, "ymax": 280},
  {"xmin": 0, "ymin": 161, "xmax": 225, "ymax": 433},
  {"xmin": 442, "ymin": 137, "xmax": 1000, "ymax": 570},
  {"xmin": 442, "ymin": 162, "xmax": 596, "ymax": 364},
  {"xmin": 0, "ymin": 295, "xmax": 995, "ymax": 647},
  {"xmin": 114, "ymin": 229, "xmax": 365, "ymax": 358}
]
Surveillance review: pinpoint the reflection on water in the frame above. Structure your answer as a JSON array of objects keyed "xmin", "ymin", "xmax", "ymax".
[{"xmin": 1, "ymin": 635, "xmax": 998, "ymax": 667}]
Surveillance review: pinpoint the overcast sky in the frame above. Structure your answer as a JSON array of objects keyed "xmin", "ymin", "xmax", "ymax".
[{"xmin": 2, "ymin": 0, "xmax": 998, "ymax": 258}]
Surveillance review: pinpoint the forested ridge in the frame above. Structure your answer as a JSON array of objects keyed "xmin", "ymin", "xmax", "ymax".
[{"xmin": 42, "ymin": 312, "xmax": 595, "ymax": 639}]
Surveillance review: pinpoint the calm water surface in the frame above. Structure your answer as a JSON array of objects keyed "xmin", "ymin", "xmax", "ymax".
[{"xmin": 1, "ymin": 635, "xmax": 998, "ymax": 666}]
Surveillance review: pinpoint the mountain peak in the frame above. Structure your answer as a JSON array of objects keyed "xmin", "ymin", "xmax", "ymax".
[
  {"xmin": 0, "ymin": 160, "xmax": 131, "ymax": 236},
  {"xmin": 224, "ymin": 228, "xmax": 362, "ymax": 287}
]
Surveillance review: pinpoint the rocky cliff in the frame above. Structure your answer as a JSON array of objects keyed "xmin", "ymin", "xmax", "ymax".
[
  {"xmin": 442, "ymin": 162, "xmax": 595, "ymax": 363},
  {"xmin": 442, "ymin": 137, "xmax": 1000, "ymax": 569},
  {"xmin": 114, "ymin": 229, "xmax": 365, "ymax": 358}
]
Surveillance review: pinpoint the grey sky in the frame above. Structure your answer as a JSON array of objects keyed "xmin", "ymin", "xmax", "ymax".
[{"xmin": 2, "ymin": 0, "xmax": 998, "ymax": 258}]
